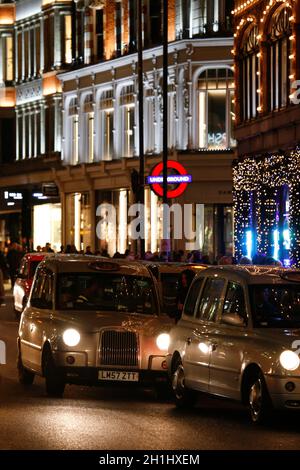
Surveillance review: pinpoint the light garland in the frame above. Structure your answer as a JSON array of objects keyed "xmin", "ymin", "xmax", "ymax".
[{"xmin": 233, "ymin": 151, "xmax": 300, "ymax": 265}]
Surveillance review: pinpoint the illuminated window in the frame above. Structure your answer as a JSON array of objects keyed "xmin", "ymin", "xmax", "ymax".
[
  {"xmin": 64, "ymin": 15, "xmax": 72, "ymax": 64},
  {"xmin": 4, "ymin": 35, "xmax": 13, "ymax": 82},
  {"xmin": 99, "ymin": 89, "xmax": 114, "ymax": 160},
  {"xmin": 191, "ymin": 0, "xmax": 207, "ymax": 36},
  {"xmin": 239, "ymin": 25, "xmax": 260, "ymax": 121},
  {"xmin": 198, "ymin": 68, "xmax": 235, "ymax": 150},
  {"xmin": 145, "ymin": 90, "xmax": 155, "ymax": 154},
  {"xmin": 268, "ymin": 7, "xmax": 292, "ymax": 111},
  {"xmin": 176, "ymin": 0, "xmax": 224, "ymax": 39},
  {"xmin": 88, "ymin": 113, "xmax": 94, "ymax": 163},
  {"xmin": 83, "ymin": 94, "xmax": 94, "ymax": 163},
  {"xmin": 120, "ymin": 85, "xmax": 135, "ymax": 157},
  {"xmin": 69, "ymin": 98, "xmax": 78, "ymax": 165}
]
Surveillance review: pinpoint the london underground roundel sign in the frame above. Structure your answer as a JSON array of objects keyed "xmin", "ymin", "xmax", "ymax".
[{"xmin": 146, "ymin": 160, "xmax": 192, "ymax": 199}]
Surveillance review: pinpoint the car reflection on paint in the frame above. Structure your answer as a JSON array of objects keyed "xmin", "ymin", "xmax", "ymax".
[{"xmin": 17, "ymin": 256, "xmax": 173, "ymax": 397}]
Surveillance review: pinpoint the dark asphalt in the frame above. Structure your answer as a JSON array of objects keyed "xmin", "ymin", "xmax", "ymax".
[{"xmin": 0, "ymin": 294, "xmax": 300, "ymax": 450}]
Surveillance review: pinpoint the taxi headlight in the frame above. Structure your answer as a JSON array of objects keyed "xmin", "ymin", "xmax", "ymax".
[
  {"xmin": 156, "ymin": 333, "xmax": 170, "ymax": 351},
  {"xmin": 280, "ymin": 350, "xmax": 300, "ymax": 371},
  {"xmin": 63, "ymin": 329, "xmax": 81, "ymax": 347}
]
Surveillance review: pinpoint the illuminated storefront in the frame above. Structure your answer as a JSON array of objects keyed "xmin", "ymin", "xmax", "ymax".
[
  {"xmin": 33, "ymin": 203, "xmax": 62, "ymax": 252},
  {"xmin": 65, "ymin": 193, "xmax": 91, "ymax": 251}
]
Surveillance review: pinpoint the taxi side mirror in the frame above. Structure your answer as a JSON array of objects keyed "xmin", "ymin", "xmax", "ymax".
[{"xmin": 222, "ymin": 313, "xmax": 246, "ymax": 327}]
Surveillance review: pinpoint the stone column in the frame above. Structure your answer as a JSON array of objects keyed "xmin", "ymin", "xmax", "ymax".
[{"xmin": 54, "ymin": 10, "xmax": 61, "ymax": 67}]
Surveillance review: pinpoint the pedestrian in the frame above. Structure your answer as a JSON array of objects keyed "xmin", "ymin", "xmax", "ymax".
[
  {"xmin": 6, "ymin": 243, "xmax": 23, "ymax": 288},
  {"xmin": 85, "ymin": 246, "xmax": 93, "ymax": 256}
]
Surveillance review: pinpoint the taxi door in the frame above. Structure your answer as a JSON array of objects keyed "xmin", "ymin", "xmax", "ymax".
[{"xmin": 184, "ymin": 276, "xmax": 226, "ymax": 392}]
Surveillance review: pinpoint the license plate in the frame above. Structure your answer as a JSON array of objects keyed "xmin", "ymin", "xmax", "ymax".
[{"xmin": 98, "ymin": 370, "xmax": 139, "ymax": 382}]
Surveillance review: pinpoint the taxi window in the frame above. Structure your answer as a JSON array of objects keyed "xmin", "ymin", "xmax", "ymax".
[
  {"xmin": 183, "ymin": 278, "xmax": 203, "ymax": 317},
  {"xmin": 197, "ymin": 277, "xmax": 225, "ymax": 322},
  {"xmin": 31, "ymin": 269, "xmax": 53, "ymax": 309},
  {"xmin": 222, "ymin": 282, "xmax": 247, "ymax": 324},
  {"xmin": 57, "ymin": 273, "xmax": 156, "ymax": 315}
]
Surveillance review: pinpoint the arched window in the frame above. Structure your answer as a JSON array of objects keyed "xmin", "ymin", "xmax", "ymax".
[
  {"xmin": 268, "ymin": 7, "xmax": 292, "ymax": 111},
  {"xmin": 198, "ymin": 68, "xmax": 235, "ymax": 149},
  {"xmin": 239, "ymin": 25, "xmax": 260, "ymax": 121},
  {"xmin": 99, "ymin": 89, "xmax": 114, "ymax": 160}
]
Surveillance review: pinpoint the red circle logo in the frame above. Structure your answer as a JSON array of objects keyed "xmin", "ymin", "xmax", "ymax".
[{"xmin": 147, "ymin": 160, "xmax": 192, "ymax": 199}]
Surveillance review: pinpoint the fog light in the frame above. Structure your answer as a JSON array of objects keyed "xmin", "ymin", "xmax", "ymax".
[
  {"xmin": 285, "ymin": 381, "xmax": 296, "ymax": 392},
  {"xmin": 66, "ymin": 355, "xmax": 75, "ymax": 365},
  {"xmin": 161, "ymin": 360, "xmax": 168, "ymax": 370}
]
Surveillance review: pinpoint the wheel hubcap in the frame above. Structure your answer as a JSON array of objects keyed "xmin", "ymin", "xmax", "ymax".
[
  {"xmin": 172, "ymin": 365, "xmax": 185, "ymax": 399},
  {"xmin": 249, "ymin": 379, "xmax": 262, "ymax": 420}
]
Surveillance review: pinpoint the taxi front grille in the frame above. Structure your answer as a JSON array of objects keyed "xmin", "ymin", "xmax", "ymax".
[{"xmin": 100, "ymin": 330, "xmax": 138, "ymax": 367}]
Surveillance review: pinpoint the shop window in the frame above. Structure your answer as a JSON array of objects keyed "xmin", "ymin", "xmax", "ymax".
[
  {"xmin": 33, "ymin": 203, "xmax": 62, "ymax": 253},
  {"xmin": 99, "ymin": 89, "xmax": 114, "ymax": 160},
  {"xmin": 239, "ymin": 25, "xmax": 260, "ymax": 121},
  {"xmin": 66, "ymin": 193, "xmax": 91, "ymax": 251},
  {"xmin": 268, "ymin": 7, "xmax": 292, "ymax": 111},
  {"xmin": 198, "ymin": 68, "xmax": 235, "ymax": 150},
  {"xmin": 64, "ymin": 15, "xmax": 72, "ymax": 64}
]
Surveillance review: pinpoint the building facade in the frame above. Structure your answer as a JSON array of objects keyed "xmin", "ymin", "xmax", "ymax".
[
  {"xmin": 233, "ymin": 0, "xmax": 300, "ymax": 265},
  {"xmin": 58, "ymin": 0, "xmax": 235, "ymax": 258},
  {"xmin": 0, "ymin": 0, "xmax": 236, "ymax": 258},
  {"xmin": 0, "ymin": 0, "xmax": 74, "ymax": 251}
]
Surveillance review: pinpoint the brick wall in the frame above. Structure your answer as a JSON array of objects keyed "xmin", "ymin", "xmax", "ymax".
[
  {"xmin": 122, "ymin": 0, "xmax": 129, "ymax": 51},
  {"xmin": 168, "ymin": 0, "xmax": 176, "ymax": 42},
  {"xmin": 104, "ymin": 0, "xmax": 116, "ymax": 60}
]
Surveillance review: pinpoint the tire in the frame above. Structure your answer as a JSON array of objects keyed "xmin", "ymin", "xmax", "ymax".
[
  {"xmin": 43, "ymin": 349, "xmax": 65, "ymax": 398},
  {"xmin": 247, "ymin": 372, "xmax": 272, "ymax": 424},
  {"xmin": 171, "ymin": 358, "xmax": 197, "ymax": 408},
  {"xmin": 17, "ymin": 349, "xmax": 35, "ymax": 385}
]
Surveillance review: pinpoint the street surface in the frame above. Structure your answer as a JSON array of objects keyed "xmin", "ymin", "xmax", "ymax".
[{"xmin": 0, "ymin": 294, "xmax": 300, "ymax": 450}]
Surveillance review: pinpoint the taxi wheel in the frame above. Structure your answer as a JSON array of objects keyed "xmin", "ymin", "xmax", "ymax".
[
  {"xmin": 43, "ymin": 350, "xmax": 65, "ymax": 398},
  {"xmin": 171, "ymin": 360, "xmax": 197, "ymax": 408},
  {"xmin": 247, "ymin": 373, "xmax": 271, "ymax": 424},
  {"xmin": 18, "ymin": 351, "xmax": 35, "ymax": 385}
]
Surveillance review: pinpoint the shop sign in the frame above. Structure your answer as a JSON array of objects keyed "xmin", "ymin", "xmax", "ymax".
[
  {"xmin": 146, "ymin": 160, "xmax": 192, "ymax": 199},
  {"xmin": 0, "ymin": 190, "xmax": 23, "ymax": 211}
]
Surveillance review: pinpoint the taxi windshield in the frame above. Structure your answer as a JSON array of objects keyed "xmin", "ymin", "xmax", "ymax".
[
  {"xmin": 57, "ymin": 273, "xmax": 156, "ymax": 315},
  {"xmin": 250, "ymin": 284, "xmax": 300, "ymax": 328}
]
